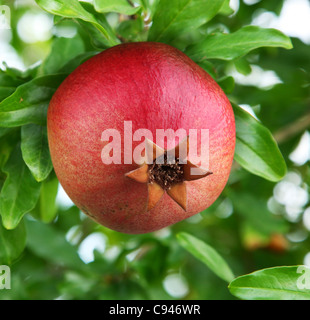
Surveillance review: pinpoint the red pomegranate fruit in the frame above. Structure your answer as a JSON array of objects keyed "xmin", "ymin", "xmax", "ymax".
[{"xmin": 47, "ymin": 42, "xmax": 235, "ymax": 234}]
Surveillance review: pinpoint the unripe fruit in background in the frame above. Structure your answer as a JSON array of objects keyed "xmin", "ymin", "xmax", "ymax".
[{"xmin": 47, "ymin": 42, "xmax": 235, "ymax": 234}]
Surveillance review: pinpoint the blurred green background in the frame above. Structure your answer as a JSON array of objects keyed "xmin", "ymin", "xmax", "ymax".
[{"xmin": 0, "ymin": 0, "xmax": 310, "ymax": 300}]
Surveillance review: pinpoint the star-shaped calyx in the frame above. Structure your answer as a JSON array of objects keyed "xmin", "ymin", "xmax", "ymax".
[{"xmin": 125, "ymin": 136, "xmax": 212, "ymax": 211}]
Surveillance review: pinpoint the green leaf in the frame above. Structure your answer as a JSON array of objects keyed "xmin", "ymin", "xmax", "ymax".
[
  {"xmin": 148, "ymin": 0, "xmax": 225, "ymax": 43},
  {"xmin": 177, "ymin": 232, "xmax": 234, "ymax": 283},
  {"xmin": 94, "ymin": 0, "xmax": 141, "ymax": 15},
  {"xmin": 21, "ymin": 124, "xmax": 53, "ymax": 182},
  {"xmin": 234, "ymin": 58, "xmax": 252, "ymax": 76},
  {"xmin": 229, "ymin": 266, "xmax": 310, "ymax": 300},
  {"xmin": 0, "ymin": 146, "xmax": 41, "ymax": 230},
  {"xmin": 0, "ymin": 217, "xmax": 26, "ymax": 265},
  {"xmin": 41, "ymin": 35, "xmax": 85, "ymax": 75},
  {"xmin": 0, "ymin": 88, "xmax": 16, "ymax": 103},
  {"xmin": 186, "ymin": 26, "xmax": 293, "ymax": 62},
  {"xmin": 25, "ymin": 218, "xmax": 86, "ymax": 270},
  {"xmin": 32, "ymin": 176, "xmax": 59, "ymax": 223},
  {"xmin": 0, "ymin": 74, "xmax": 67, "ymax": 127},
  {"xmin": 78, "ymin": 1, "xmax": 120, "ymax": 49},
  {"xmin": 35, "ymin": 0, "xmax": 119, "ymax": 46},
  {"xmin": 233, "ymin": 103, "xmax": 287, "ymax": 182},
  {"xmin": 117, "ymin": 17, "xmax": 145, "ymax": 42},
  {"xmin": 0, "ymin": 72, "xmax": 24, "ymax": 102},
  {"xmin": 0, "ymin": 129, "xmax": 20, "ymax": 172}
]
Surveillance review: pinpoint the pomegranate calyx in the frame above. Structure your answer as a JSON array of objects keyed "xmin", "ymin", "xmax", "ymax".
[{"xmin": 125, "ymin": 137, "xmax": 212, "ymax": 211}]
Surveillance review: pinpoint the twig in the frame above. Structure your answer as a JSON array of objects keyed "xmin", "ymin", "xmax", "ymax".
[{"xmin": 273, "ymin": 111, "xmax": 310, "ymax": 144}]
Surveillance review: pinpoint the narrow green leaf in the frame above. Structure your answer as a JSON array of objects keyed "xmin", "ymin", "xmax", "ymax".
[
  {"xmin": 0, "ymin": 74, "xmax": 67, "ymax": 127},
  {"xmin": 42, "ymin": 35, "xmax": 85, "ymax": 75},
  {"xmin": 33, "ymin": 176, "xmax": 59, "ymax": 223},
  {"xmin": 0, "ymin": 129, "xmax": 20, "ymax": 172},
  {"xmin": 233, "ymin": 103, "xmax": 287, "ymax": 182},
  {"xmin": 177, "ymin": 232, "xmax": 234, "ymax": 283},
  {"xmin": 148, "ymin": 0, "xmax": 225, "ymax": 42},
  {"xmin": 0, "ymin": 217, "xmax": 26, "ymax": 265},
  {"xmin": 21, "ymin": 124, "xmax": 53, "ymax": 182},
  {"xmin": 0, "ymin": 72, "xmax": 24, "ymax": 102},
  {"xmin": 94, "ymin": 0, "xmax": 141, "ymax": 15},
  {"xmin": 35, "ymin": 0, "xmax": 119, "ymax": 46},
  {"xmin": 35, "ymin": 0, "xmax": 94, "ymax": 21},
  {"xmin": 0, "ymin": 146, "xmax": 41, "ymax": 229},
  {"xmin": 117, "ymin": 17, "xmax": 145, "ymax": 42},
  {"xmin": 186, "ymin": 26, "xmax": 293, "ymax": 62},
  {"xmin": 78, "ymin": 1, "xmax": 120, "ymax": 49},
  {"xmin": 234, "ymin": 58, "xmax": 252, "ymax": 75},
  {"xmin": 229, "ymin": 266, "xmax": 310, "ymax": 300}
]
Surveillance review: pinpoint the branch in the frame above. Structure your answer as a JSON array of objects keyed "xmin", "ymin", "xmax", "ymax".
[{"xmin": 273, "ymin": 111, "xmax": 310, "ymax": 144}]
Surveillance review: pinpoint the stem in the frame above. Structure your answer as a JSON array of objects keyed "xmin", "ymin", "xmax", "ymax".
[{"xmin": 273, "ymin": 110, "xmax": 310, "ymax": 144}]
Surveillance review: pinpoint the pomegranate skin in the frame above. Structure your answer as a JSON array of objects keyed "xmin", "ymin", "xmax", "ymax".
[{"xmin": 47, "ymin": 42, "xmax": 235, "ymax": 234}]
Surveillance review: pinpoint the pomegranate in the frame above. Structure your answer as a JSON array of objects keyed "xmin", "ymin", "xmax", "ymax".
[{"xmin": 47, "ymin": 42, "xmax": 235, "ymax": 234}]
